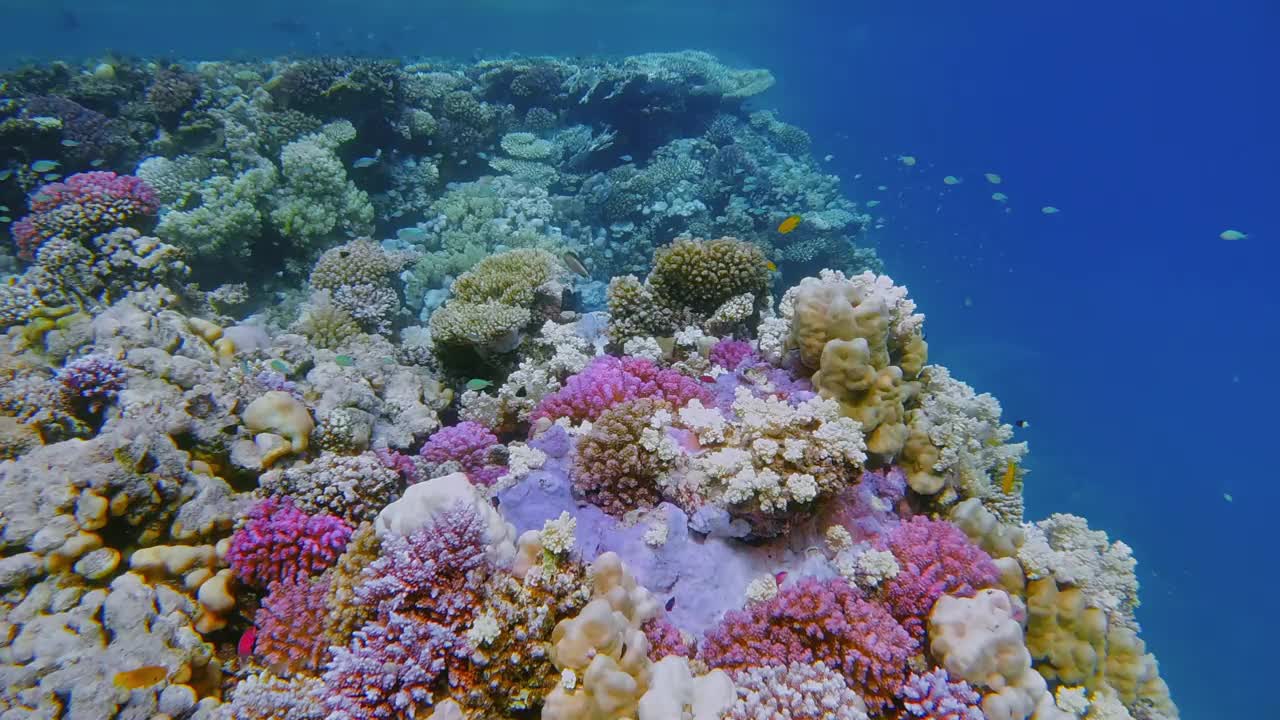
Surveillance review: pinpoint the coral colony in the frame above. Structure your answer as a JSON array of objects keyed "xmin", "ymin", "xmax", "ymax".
[{"xmin": 0, "ymin": 51, "xmax": 1174, "ymax": 720}]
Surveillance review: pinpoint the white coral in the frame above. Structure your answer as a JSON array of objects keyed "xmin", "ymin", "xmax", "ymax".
[{"xmin": 1017, "ymin": 514, "xmax": 1139, "ymax": 625}]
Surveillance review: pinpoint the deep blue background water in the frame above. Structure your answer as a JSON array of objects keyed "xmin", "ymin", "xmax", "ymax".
[{"xmin": 3, "ymin": 1, "xmax": 1277, "ymax": 716}]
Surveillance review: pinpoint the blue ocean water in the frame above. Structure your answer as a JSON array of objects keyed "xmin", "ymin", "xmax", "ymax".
[{"xmin": 2, "ymin": 1, "xmax": 1275, "ymax": 716}]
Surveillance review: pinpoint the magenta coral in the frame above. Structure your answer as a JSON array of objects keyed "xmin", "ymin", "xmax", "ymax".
[
  {"xmin": 10, "ymin": 171, "xmax": 159, "ymax": 260},
  {"xmin": 356, "ymin": 502, "xmax": 490, "ymax": 631},
  {"xmin": 419, "ymin": 421, "xmax": 504, "ymax": 486},
  {"xmin": 531, "ymin": 355, "xmax": 709, "ymax": 425},
  {"xmin": 642, "ymin": 615, "xmax": 694, "ymax": 661},
  {"xmin": 255, "ymin": 577, "xmax": 333, "ymax": 672},
  {"xmin": 877, "ymin": 516, "xmax": 1000, "ymax": 641},
  {"xmin": 709, "ymin": 338, "xmax": 757, "ymax": 371},
  {"xmin": 700, "ymin": 577, "xmax": 917, "ymax": 713},
  {"xmin": 323, "ymin": 612, "xmax": 457, "ymax": 720},
  {"xmin": 900, "ymin": 668, "xmax": 985, "ymax": 720},
  {"xmin": 226, "ymin": 496, "xmax": 352, "ymax": 588}
]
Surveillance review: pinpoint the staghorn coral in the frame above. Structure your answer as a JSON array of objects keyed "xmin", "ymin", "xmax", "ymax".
[
  {"xmin": 572, "ymin": 397, "xmax": 674, "ymax": 517},
  {"xmin": 700, "ymin": 577, "xmax": 917, "ymax": 714},
  {"xmin": 323, "ymin": 522, "xmax": 382, "ymax": 649},
  {"xmin": 877, "ymin": 516, "xmax": 1001, "ymax": 641},
  {"xmin": 725, "ymin": 662, "xmax": 870, "ymax": 720},
  {"xmin": 322, "ymin": 611, "xmax": 458, "ymax": 720},
  {"xmin": 225, "ymin": 496, "xmax": 352, "ymax": 588}
]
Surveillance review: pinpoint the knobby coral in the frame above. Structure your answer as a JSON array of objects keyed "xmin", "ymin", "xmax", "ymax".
[{"xmin": 226, "ymin": 496, "xmax": 352, "ymax": 588}]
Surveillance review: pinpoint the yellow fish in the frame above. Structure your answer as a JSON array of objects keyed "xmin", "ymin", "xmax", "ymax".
[
  {"xmin": 1001, "ymin": 461, "xmax": 1019, "ymax": 494},
  {"xmin": 114, "ymin": 665, "xmax": 168, "ymax": 690},
  {"xmin": 765, "ymin": 260, "xmax": 777, "ymax": 272},
  {"xmin": 777, "ymin": 215, "xmax": 802, "ymax": 234}
]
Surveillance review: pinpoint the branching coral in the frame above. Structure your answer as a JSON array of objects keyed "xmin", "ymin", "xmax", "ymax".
[
  {"xmin": 323, "ymin": 611, "xmax": 457, "ymax": 720},
  {"xmin": 572, "ymin": 397, "xmax": 675, "ymax": 517},
  {"xmin": 259, "ymin": 451, "xmax": 402, "ymax": 524},
  {"xmin": 532, "ymin": 355, "xmax": 709, "ymax": 425},
  {"xmin": 700, "ymin": 577, "xmax": 916, "ymax": 713},
  {"xmin": 877, "ymin": 516, "xmax": 1000, "ymax": 641},
  {"xmin": 255, "ymin": 576, "xmax": 333, "ymax": 673},
  {"xmin": 225, "ymin": 496, "xmax": 352, "ymax": 588},
  {"xmin": 419, "ymin": 421, "xmax": 505, "ymax": 486},
  {"xmin": 900, "ymin": 668, "xmax": 985, "ymax": 720},
  {"xmin": 309, "ymin": 237, "xmax": 415, "ymax": 334},
  {"xmin": 11, "ymin": 171, "xmax": 159, "ymax": 260},
  {"xmin": 725, "ymin": 662, "xmax": 869, "ymax": 720}
]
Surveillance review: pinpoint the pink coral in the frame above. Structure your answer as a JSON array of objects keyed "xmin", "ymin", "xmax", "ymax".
[
  {"xmin": 531, "ymin": 355, "xmax": 709, "ymax": 425},
  {"xmin": 877, "ymin": 516, "xmax": 1000, "ymax": 641},
  {"xmin": 323, "ymin": 612, "xmax": 458, "ymax": 720},
  {"xmin": 255, "ymin": 577, "xmax": 333, "ymax": 672},
  {"xmin": 356, "ymin": 502, "xmax": 490, "ymax": 632},
  {"xmin": 900, "ymin": 668, "xmax": 985, "ymax": 720},
  {"xmin": 419, "ymin": 421, "xmax": 504, "ymax": 486},
  {"xmin": 11, "ymin": 171, "xmax": 158, "ymax": 260},
  {"xmin": 226, "ymin": 496, "xmax": 352, "ymax": 588},
  {"xmin": 709, "ymin": 338, "xmax": 757, "ymax": 371},
  {"xmin": 700, "ymin": 577, "xmax": 917, "ymax": 713},
  {"xmin": 642, "ymin": 615, "xmax": 694, "ymax": 661},
  {"xmin": 819, "ymin": 467, "xmax": 908, "ymax": 543}
]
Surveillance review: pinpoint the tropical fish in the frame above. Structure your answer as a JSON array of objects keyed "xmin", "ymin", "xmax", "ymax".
[
  {"xmin": 1041, "ymin": 206, "xmax": 1061, "ymax": 215},
  {"xmin": 876, "ymin": 185, "xmax": 887, "ymax": 191},
  {"xmin": 823, "ymin": 154, "xmax": 834, "ymax": 162},
  {"xmin": 465, "ymin": 378, "xmax": 494, "ymax": 391},
  {"xmin": 984, "ymin": 172, "xmax": 1003, "ymax": 184},
  {"xmin": 60, "ymin": 139, "xmax": 81, "ymax": 148},
  {"xmin": 898, "ymin": 155, "xmax": 917, "ymax": 166},
  {"xmin": 43, "ymin": 173, "xmax": 62, "ymax": 182},
  {"xmin": 0, "ymin": 170, "xmax": 11, "ymax": 181},
  {"xmin": 1219, "ymin": 229, "xmax": 1248, "ymax": 241},
  {"xmin": 774, "ymin": 571, "xmax": 788, "ymax": 586},
  {"xmin": 352, "ymin": 150, "xmax": 382, "ymax": 168},
  {"xmin": 665, "ymin": 597, "xmax": 675, "ymax": 612},
  {"xmin": 992, "ymin": 192, "xmax": 1009, "ymax": 203},
  {"xmin": 90, "ymin": 158, "xmax": 106, "ymax": 168},
  {"xmin": 1001, "ymin": 461, "xmax": 1019, "ymax": 494},
  {"xmin": 269, "ymin": 359, "xmax": 289, "ymax": 373},
  {"xmin": 334, "ymin": 354, "xmax": 355, "ymax": 367},
  {"xmin": 866, "ymin": 200, "xmax": 880, "ymax": 208},
  {"xmin": 30, "ymin": 160, "xmax": 59, "ymax": 173},
  {"xmin": 765, "ymin": 260, "xmax": 777, "ymax": 272},
  {"xmin": 560, "ymin": 251, "xmax": 589, "ymax": 277},
  {"xmin": 619, "ymin": 154, "xmax": 633, "ymax": 162},
  {"xmin": 943, "ymin": 175, "xmax": 962, "ymax": 185},
  {"xmin": 1014, "ymin": 420, "xmax": 1030, "ymax": 429},
  {"xmin": 777, "ymin": 214, "xmax": 802, "ymax": 234},
  {"xmin": 1223, "ymin": 493, "xmax": 1233, "ymax": 503},
  {"xmin": 0, "ymin": 217, "xmax": 10, "ymax": 224},
  {"xmin": 238, "ymin": 626, "xmax": 258, "ymax": 657},
  {"xmin": 113, "ymin": 665, "xmax": 168, "ymax": 690}
]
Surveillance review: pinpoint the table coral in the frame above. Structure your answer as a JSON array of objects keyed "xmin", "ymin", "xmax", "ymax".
[
  {"xmin": 700, "ymin": 577, "xmax": 917, "ymax": 713},
  {"xmin": 225, "ymin": 496, "xmax": 352, "ymax": 588}
]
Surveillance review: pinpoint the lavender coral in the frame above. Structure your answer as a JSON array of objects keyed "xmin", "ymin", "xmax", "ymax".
[
  {"xmin": 531, "ymin": 355, "xmax": 709, "ymax": 425},
  {"xmin": 878, "ymin": 516, "xmax": 1000, "ymax": 641},
  {"xmin": 709, "ymin": 338, "xmax": 758, "ymax": 371},
  {"xmin": 726, "ymin": 662, "xmax": 870, "ymax": 720},
  {"xmin": 226, "ymin": 496, "xmax": 352, "ymax": 588},
  {"xmin": 56, "ymin": 354, "xmax": 127, "ymax": 410},
  {"xmin": 900, "ymin": 668, "xmax": 985, "ymax": 720},
  {"xmin": 11, "ymin": 171, "xmax": 159, "ymax": 260},
  {"xmin": 700, "ymin": 577, "xmax": 917, "ymax": 713},
  {"xmin": 356, "ymin": 502, "xmax": 490, "ymax": 631},
  {"xmin": 323, "ymin": 612, "xmax": 457, "ymax": 720},
  {"xmin": 419, "ymin": 421, "xmax": 505, "ymax": 486}
]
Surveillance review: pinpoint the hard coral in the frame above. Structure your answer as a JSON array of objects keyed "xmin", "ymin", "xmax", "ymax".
[
  {"xmin": 878, "ymin": 516, "xmax": 1000, "ymax": 641},
  {"xmin": 226, "ymin": 496, "xmax": 352, "ymax": 588},
  {"xmin": 700, "ymin": 577, "xmax": 917, "ymax": 713},
  {"xmin": 650, "ymin": 236, "xmax": 771, "ymax": 316},
  {"xmin": 532, "ymin": 355, "xmax": 709, "ymax": 425},
  {"xmin": 356, "ymin": 502, "xmax": 491, "ymax": 632},
  {"xmin": 256, "ymin": 577, "xmax": 333, "ymax": 673},
  {"xmin": 11, "ymin": 171, "xmax": 159, "ymax": 260},
  {"xmin": 900, "ymin": 668, "xmax": 985, "ymax": 720},
  {"xmin": 726, "ymin": 662, "xmax": 869, "ymax": 720},
  {"xmin": 572, "ymin": 397, "xmax": 673, "ymax": 517},
  {"xmin": 55, "ymin": 353, "xmax": 127, "ymax": 406},
  {"xmin": 323, "ymin": 611, "xmax": 456, "ymax": 720},
  {"xmin": 419, "ymin": 421, "xmax": 505, "ymax": 486}
]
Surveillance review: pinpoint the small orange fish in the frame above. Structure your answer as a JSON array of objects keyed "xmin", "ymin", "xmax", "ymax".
[
  {"xmin": 765, "ymin": 260, "xmax": 777, "ymax": 272},
  {"xmin": 113, "ymin": 665, "xmax": 168, "ymax": 690},
  {"xmin": 777, "ymin": 214, "xmax": 802, "ymax": 234},
  {"xmin": 1001, "ymin": 461, "xmax": 1019, "ymax": 494}
]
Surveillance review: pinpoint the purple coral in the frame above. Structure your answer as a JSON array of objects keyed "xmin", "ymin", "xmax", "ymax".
[
  {"xmin": 419, "ymin": 421, "xmax": 504, "ymax": 486},
  {"xmin": 255, "ymin": 577, "xmax": 333, "ymax": 672},
  {"xmin": 56, "ymin": 354, "xmax": 127, "ymax": 406},
  {"xmin": 642, "ymin": 615, "xmax": 694, "ymax": 661},
  {"xmin": 323, "ymin": 612, "xmax": 456, "ymax": 720},
  {"xmin": 356, "ymin": 502, "xmax": 490, "ymax": 631},
  {"xmin": 700, "ymin": 577, "xmax": 917, "ymax": 714},
  {"xmin": 531, "ymin": 355, "xmax": 709, "ymax": 425},
  {"xmin": 820, "ymin": 467, "xmax": 908, "ymax": 543},
  {"xmin": 900, "ymin": 668, "xmax": 985, "ymax": 720},
  {"xmin": 11, "ymin": 171, "xmax": 159, "ymax": 260},
  {"xmin": 709, "ymin": 338, "xmax": 757, "ymax": 371},
  {"xmin": 226, "ymin": 496, "xmax": 352, "ymax": 588},
  {"xmin": 877, "ymin": 516, "xmax": 1000, "ymax": 641}
]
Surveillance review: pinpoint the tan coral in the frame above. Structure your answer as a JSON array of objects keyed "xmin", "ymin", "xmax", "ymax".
[{"xmin": 242, "ymin": 391, "xmax": 313, "ymax": 466}]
